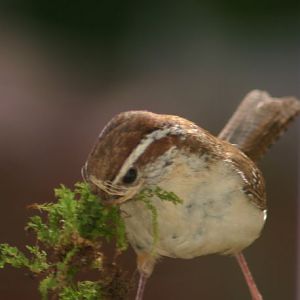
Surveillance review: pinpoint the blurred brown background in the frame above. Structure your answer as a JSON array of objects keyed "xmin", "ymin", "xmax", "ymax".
[{"xmin": 0, "ymin": 1, "xmax": 299, "ymax": 299}]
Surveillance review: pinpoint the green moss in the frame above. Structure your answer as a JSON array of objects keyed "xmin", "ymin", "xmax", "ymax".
[
  {"xmin": 0, "ymin": 183, "xmax": 129, "ymax": 299},
  {"xmin": 0, "ymin": 183, "xmax": 182, "ymax": 299},
  {"xmin": 59, "ymin": 281, "xmax": 101, "ymax": 300}
]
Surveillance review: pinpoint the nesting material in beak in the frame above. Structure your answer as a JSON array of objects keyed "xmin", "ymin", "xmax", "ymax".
[{"xmin": 88, "ymin": 175, "xmax": 142, "ymax": 205}]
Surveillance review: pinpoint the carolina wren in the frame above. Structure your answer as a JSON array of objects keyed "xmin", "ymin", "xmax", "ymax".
[{"xmin": 83, "ymin": 110, "xmax": 269, "ymax": 299}]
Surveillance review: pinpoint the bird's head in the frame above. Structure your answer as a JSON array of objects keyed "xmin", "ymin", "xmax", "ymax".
[{"xmin": 82, "ymin": 110, "xmax": 202, "ymax": 204}]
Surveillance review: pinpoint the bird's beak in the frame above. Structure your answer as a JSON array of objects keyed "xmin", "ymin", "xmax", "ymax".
[{"xmin": 81, "ymin": 163, "xmax": 141, "ymax": 205}]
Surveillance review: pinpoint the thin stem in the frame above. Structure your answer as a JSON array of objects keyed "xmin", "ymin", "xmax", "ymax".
[{"xmin": 235, "ymin": 252, "xmax": 263, "ymax": 300}]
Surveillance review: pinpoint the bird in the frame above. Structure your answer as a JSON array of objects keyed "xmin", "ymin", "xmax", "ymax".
[{"xmin": 83, "ymin": 91, "xmax": 300, "ymax": 300}]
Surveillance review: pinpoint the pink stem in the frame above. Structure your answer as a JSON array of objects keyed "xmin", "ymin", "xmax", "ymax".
[{"xmin": 235, "ymin": 252, "xmax": 263, "ymax": 300}]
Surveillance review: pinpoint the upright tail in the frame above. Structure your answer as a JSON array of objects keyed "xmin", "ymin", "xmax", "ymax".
[{"xmin": 218, "ymin": 90, "xmax": 300, "ymax": 162}]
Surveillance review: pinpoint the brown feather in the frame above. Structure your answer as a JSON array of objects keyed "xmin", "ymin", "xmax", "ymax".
[
  {"xmin": 218, "ymin": 90, "xmax": 300, "ymax": 162},
  {"xmin": 86, "ymin": 110, "xmax": 267, "ymax": 209}
]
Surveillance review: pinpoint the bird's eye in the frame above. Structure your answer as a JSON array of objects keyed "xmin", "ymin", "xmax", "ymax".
[{"xmin": 122, "ymin": 167, "xmax": 138, "ymax": 184}]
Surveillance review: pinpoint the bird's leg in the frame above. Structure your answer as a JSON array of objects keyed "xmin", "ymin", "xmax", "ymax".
[
  {"xmin": 135, "ymin": 252, "xmax": 157, "ymax": 300},
  {"xmin": 135, "ymin": 273, "xmax": 148, "ymax": 300},
  {"xmin": 235, "ymin": 252, "xmax": 263, "ymax": 300}
]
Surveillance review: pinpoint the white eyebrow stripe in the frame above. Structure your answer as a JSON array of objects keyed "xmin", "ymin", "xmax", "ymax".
[{"xmin": 113, "ymin": 127, "xmax": 182, "ymax": 184}]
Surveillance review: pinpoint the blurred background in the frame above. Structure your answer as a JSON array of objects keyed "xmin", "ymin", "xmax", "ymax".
[{"xmin": 0, "ymin": 1, "xmax": 299, "ymax": 299}]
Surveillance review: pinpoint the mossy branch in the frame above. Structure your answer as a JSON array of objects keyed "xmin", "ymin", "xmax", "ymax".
[
  {"xmin": 0, "ymin": 183, "xmax": 129, "ymax": 299},
  {"xmin": 0, "ymin": 182, "xmax": 182, "ymax": 299}
]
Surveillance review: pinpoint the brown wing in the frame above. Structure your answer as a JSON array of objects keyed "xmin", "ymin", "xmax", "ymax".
[{"xmin": 224, "ymin": 145, "xmax": 267, "ymax": 210}]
